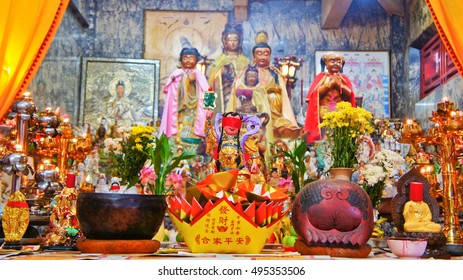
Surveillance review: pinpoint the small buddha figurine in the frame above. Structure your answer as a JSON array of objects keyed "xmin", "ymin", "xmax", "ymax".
[{"xmin": 403, "ymin": 182, "xmax": 441, "ymax": 233}]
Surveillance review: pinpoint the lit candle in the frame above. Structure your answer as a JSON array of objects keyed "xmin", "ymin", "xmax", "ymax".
[
  {"xmin": 426, "ymin": 166, "xmax": 433, "ymax": 174},
  {"xmin": 409, "ymin": 182, "xmax": 424, "ymax": 202},
  {"xmin": 66, "ymin": 173, "xmax": 76, "ymax": 188},
  {"xmin": 404, "ymin": 119, "xmax": 414, "ymax": 135}
]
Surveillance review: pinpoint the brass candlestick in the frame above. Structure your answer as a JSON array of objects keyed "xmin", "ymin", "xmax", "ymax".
[
  {"xmin": 7, "ymin": 91, "xmax": 37, "ymax": 156},
  {"xmin": 34, "ymin": 107, "xmax": 60, "ymax": 160},
  {"xmin": 399, "ymin": 101, "xmax": 463, "ymax": 244}
]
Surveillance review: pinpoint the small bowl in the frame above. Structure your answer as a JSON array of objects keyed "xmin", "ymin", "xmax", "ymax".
[{"xmin": 387, "ymin": 237, "xmax": 427, "ymax": 258}]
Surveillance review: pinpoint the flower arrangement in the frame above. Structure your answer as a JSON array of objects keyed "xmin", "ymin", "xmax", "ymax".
[
  {"xmin": 104, "ymin": 125, "xmax": 194, "ymax": 195},
  {"xmin": 360, "ymin": 149, "xmax": 406, "ymax": 207},
  {"xmin": 140, "ymin": 133, "xmax": 194, "ymax": 195},
  {"xmin": 104, "ymin": 125, "xmax": 155, "ymax": 188},
  {"xmin": 319, "ymin": 101, "xmax": 374, "ymax": 169}
]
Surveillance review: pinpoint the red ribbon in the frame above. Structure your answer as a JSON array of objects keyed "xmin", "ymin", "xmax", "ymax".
[
  {"xmin": 6, "ymin": 201, "xmax": 29, "ymax": 208},
  {"xmin": 222, "ymin": 117, "xmax": 242, "ymax": 129}
]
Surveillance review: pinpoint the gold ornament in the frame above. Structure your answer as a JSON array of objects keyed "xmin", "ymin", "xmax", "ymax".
[{"xmin": 2, "ymin": 191, "xmax": 30, "ymax": 249}]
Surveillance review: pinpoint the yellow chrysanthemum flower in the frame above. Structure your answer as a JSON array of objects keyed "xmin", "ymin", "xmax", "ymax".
[{"xmin": 320, "ymin": 101, "xmax": 374, "ymax": 168}]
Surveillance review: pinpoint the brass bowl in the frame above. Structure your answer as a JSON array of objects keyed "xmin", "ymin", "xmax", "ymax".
[{"xmin": 76, "ymin": 192, "xmax": 167, "ymax": 240}]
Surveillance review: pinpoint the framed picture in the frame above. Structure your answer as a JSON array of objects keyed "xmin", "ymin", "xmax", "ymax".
[
  {"xmin": 315, "ymin": 51, "xmax": 390, "ymax": 119},
  {"xmin": 143, "ymin": 10, "xmax": 228, "ymax": 84},
  {"xmin": 79, "ymin": 57, "xmax": 160, "ymax": 133}
]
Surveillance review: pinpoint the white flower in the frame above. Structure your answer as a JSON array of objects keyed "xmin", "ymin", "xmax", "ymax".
[
  {"xmin": 361, "ymin": 164, "xmax": 386, "ymax": 186},
  {"xmin": 370, "ymin": 149, "xmax": 406, "ymax": 178},
  {"xmin": 103, "ymin": 137, "xmax": 123, "ymax": 154}
]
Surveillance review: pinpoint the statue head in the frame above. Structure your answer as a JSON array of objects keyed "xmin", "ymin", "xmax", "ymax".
[
  {"xmin": 321, "ymin": 53, "xmax": 345, "ymax": 74},
  {"xmin": 222, "ymin": 22, "xmax": 244, "ymax": 54},
  {"xmin": 222, "ymin": 111, "xmax": 243, "ymax": 136},
  {"xmin": 116, "ymin": 80, "xmax": 125, "ymax": 98},
  {"xmin": 252, "ymin": 31, "xmax": 271, "ymax": 68},
  {"xmin": 244, "ymin": 64, "xmax": 259, "ymax": 86},
  {"xmin": 179, "ymin": 47, "xmax": 200, "ymax": 69}
]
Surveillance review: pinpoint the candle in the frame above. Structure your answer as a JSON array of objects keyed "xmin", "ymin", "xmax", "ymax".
[
  {"xmin": 66, "ymin": 173, "xmax": 76, "ymax": 188},
  {"xmin": 409, "ymin": 182, "xmax": 424, "ymax": 202}
]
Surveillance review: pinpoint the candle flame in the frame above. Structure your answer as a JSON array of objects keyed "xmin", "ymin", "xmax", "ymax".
[
  {"xmin": 443, "ymin": 96, "xmax": 448, "ymax": 102},
  {"xmin": 451, "ymin": 111, "xmax": 457, "ymax": 117},
  {"xmin": 406, "ymin": 119, "xmax": 413, "ymax": 125}
]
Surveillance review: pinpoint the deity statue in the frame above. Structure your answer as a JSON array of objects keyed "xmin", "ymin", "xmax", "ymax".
[
  {"xmin": 204, "ymin": 111, "xmax": 261, "ymax": 172},
  {"xmin": 304, "ymin": 52, "xmax": 356, "ymax": 143},
  {"xmin": 215, "ymin": 112, "xmax": 244, "ymax": 172},
  {"xmin": 44, "ymin": 178, "xmax": 81, "ymax": 247},
  {"xmin": 235, "ymin": 66, "xmax": 259, "ymax": 115},
  {"xmin": 403, "ymin": 182, "xmax": 441, "ymax": 233},
  {"xmin": 158, "ymin": 47, "xmax": 209, "ymax": 151},
  {"xmin": 208, "ymin": 22, "xmax": 250, "ymax": 113},
  {"xmin": 267, "ymin": 167, "xmax": 280, "ymax": 188},
  {"xmin": 226, "ymin": 31, "xmax": 298, "ymax": 166}
]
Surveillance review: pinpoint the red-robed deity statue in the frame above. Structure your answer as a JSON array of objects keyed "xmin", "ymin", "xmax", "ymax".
[{"xmin": 304, "ymin": 53, "xmax": 356, "ymax": 143}]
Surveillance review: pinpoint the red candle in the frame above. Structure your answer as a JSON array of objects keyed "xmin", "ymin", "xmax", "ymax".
[
  {"xmin": 409, "ymin": 182, "xmax": 424, "ymax": 202},
  {"xmin": 66, "ymin": 173, "xmax": 76, "ymax": 188}
]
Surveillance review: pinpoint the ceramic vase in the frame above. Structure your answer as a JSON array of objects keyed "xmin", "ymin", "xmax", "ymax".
[{"xmin": 329, "ymin": 167, "xmax": 354, "ymax": 181}]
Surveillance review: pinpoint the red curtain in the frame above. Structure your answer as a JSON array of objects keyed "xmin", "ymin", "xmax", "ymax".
[
  {"xmin": 0, "ymin": 0, "xmax": 69, "ymax": 119},
  {"xmin": 425, "ymin": 0, "xmax": 463, "ymax": 78}
]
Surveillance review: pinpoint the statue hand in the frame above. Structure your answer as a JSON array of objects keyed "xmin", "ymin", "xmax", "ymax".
[{"xmin": 188, "ymin": 73, "xmax": 196, "ymax": 82}]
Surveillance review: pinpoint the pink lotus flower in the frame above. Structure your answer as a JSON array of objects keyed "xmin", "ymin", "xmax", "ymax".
[{"xmin": 139, "ymin": 167, "xmax": 157, "ymax": 186}]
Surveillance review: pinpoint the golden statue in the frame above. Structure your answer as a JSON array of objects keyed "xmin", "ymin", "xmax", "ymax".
[{"xmin": 403, "ymin": 182, "xmax": 441, "ymax": 233}]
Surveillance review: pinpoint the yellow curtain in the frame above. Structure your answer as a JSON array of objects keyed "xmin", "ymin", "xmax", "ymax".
[
  {"xmin": 0, "ymin": 0, "xmax": 69, "ymax": 120},
  {"xmin": 425, "ymin": 0, "xmax": 463, "ymax": 78}
]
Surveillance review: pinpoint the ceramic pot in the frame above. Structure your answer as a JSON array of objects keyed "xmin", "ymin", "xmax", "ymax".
[
  {"xmin": 329, "ymin": 167, "xmax": 354, "ymax": 181},
  {"xmin": 291, "ymin": 179, "xmax": 374, "ymax": 258},
  {"xmin": 76, "ymin": 192, "xmax": 167, "ymax": 240}
]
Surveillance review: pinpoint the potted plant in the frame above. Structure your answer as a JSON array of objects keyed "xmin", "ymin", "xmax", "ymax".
[
  {"xmin": 76, "ymin": 126, "xmax": 194, "ymax": 242},
  {"xmin": 319, "ymin": 101, "xmax": 374, "ymax": 179},
  {"xmin": 276, "ymin": 140, "xmax": 314, "ymax": 194}
]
